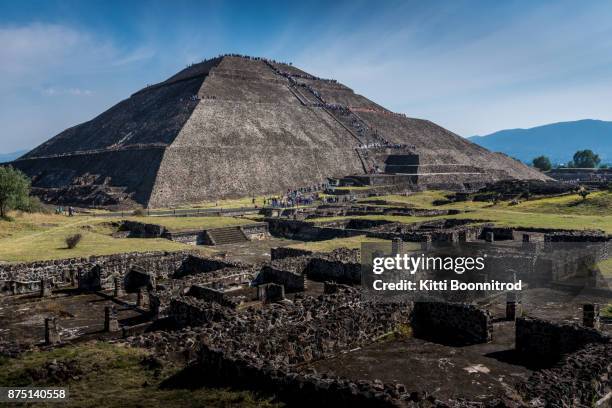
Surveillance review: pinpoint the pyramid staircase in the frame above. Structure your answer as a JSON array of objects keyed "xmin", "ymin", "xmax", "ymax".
[{"xmin": 207, "ymin": 226, "xmax": 248, "ymax": 245}]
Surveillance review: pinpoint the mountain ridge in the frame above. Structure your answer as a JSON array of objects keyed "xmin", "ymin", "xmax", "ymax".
[
  {"xmin": 469, "ymin": 119, "xmax": 612, "ymax": 164},
  {"xmin": 0, "ymin": 150, "xmax": 28, "ymax": 164}
]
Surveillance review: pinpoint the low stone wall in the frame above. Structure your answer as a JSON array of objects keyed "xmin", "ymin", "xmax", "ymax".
[
  {"xmin": 304, "ymin": 258, "xmax": 361, "ymax": 284},
  {"xmin": 198, "ymin": 345, "xmax": 408, "ymax": 407},
  {"xmin": 173, "ymin": 255, "xmax": 238, "ymax": 278},
  {"xmin": 255, "ymin": 265, "xmax": 306, "ymax": 292},
  {"xmin": 164, "ymin": 230, "xmax": 205, "ymax": 245},
  {"xmin": 268, "ymin": 217, "xmax": 491, "ymax": 244},
  {"xmin": 240, "ymin": 223, "xmax": 270, "ymax": 240},
  {"xmin": 168, "ymin": 296, "xmax": 228, "ymax": 327},
  {"xmin": 169, "ymin": 286, "xmax": 410, "ymax": 365},
  {"xmin": 515, "ymin": 317, "xmax": 609, "ymax": 361},
  {"xmin": 270, "ymin": 247, "xmax": 314, "ymax": 260},
  {"xmin": 266, "ymin": 218, "xmax": 363, "ymax": 241},
  {"xmin": 120, "ymin": 221, "xmax": 269, "ymax": 244},
  {"xmin": 119, "ymin": 220, "xmax": 167, "ymax": 238},
  {"xmin": 411, "ymin": 302, "xmax": 492, "ymax": 345},
  {"xmin": 482, "ymin": 226, "xmax": 608, "ymax": 242},
  {"xmin": 544, "ymin": 230, "xmax": 609, "ymax": 242},
  {"xmin": 268, "ymin": 248, "xmax": 361, "ymax": 284},
  {"xmin": 518, "ymin": 342, "xmax": 612, "ymax": 406},
  {"xmin": 182, "ymin": 266, "xmax": 257, "ymax": 288},
  {"xmin": 124, "ymin": 266, "xmax": 156, "ymax": 292},
  {"xmin": 149, "ymin": 287, "xmax": 181, "ymax": 319},
  {"xmin": 186, "ymin": 285, "xmax": 238, "ymax": 308},
  {"xmin": 0, "ymin": 251, "xmax": 189, "ymax": 296}
]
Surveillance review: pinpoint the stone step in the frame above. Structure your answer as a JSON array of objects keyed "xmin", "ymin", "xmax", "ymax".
[{"xmin": 207, "ymin": 227, "xmax": 248, "ymax": 245}]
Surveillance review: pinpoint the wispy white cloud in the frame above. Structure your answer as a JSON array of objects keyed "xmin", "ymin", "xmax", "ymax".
[
  {"xmin": 109, "ymin": 46, "xmax": 156, "ymax": 67},
  {"xmin": 0, "ymin": 23, "xmax": 155, "ymax": 91},
  {"xmin": 42, "ymin": 87, "xmax": 93, "ymax": 96}
]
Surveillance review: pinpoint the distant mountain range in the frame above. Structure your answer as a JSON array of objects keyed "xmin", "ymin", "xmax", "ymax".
[
  {"xmin": 468, "ymin": 119, "xmax": 612, "ymax": 165},
  {"xmin": 0, "ymin": 150, "xmax": 27, "ymax": 163}
]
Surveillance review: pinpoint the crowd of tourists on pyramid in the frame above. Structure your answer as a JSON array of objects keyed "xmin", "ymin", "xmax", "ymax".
[
  {"xmin": 357, "ymin": 142, "xmax": 414, "ymax": 150},
  {"xmin": 262, "ymin": 181, "xmax": 351, "ymax": 208}
]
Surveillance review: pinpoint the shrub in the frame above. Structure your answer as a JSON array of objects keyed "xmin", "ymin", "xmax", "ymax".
[
  {"xmin": 577, "ymin": 187, "xmax": 590, "ymax": 201},
  {"xmin": 532, "ymin": 155, "xmax": 552, "ymax": 171},
  {"xmin": 18, "ymin": 196, "xmax": 51, "ymax": 214},
  {"xmin": 571, "ymin": 149, "xmax": 600, "ymax": 168},
  {"xmin": 65, "ymin": 234, "xmax": 83, "ymax": 249},
  {"xmin": 0, "ymin": 166, "xmax": 31, "ymax": 218},
  {"xmin": 132, "ymin": 208, "xmax": 146, "ymax": 216}
]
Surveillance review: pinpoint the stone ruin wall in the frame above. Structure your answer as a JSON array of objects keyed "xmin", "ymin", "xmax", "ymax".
[
  {"xmin": 169, "ymin": 286, "xmax": 410, "ymax": 366},
  {"xmin": 197, "ymin": 344, "xmax": 411, "ymax": 407},
  {"xmin": 267, "ymin": 247, "xmax": 362, "ymax": 285},
  {"xmin": 515, "ymin": 317, "xmax": 610, "ymax": 361},
  {"xmin": 120, "ymin": 220, "xmax": 270, "ymax": 245},
  {"xmin": 267, "ymin": 217, "xmax": 486, "ymax": 244},
  {"xmin": 271, "ymin": 247, "xmax": 314, "ymax": 260},
  {"xmin": 304, "ymin": 257, "xmax": 361, "ymax": 285},
  {"xmin": 411, "ymin": 302, "xmax": 492, "ymax": 345},
  {"xmin": 519, "ymin": 342, "xmax": 612, "ymax": 407},
  {"xmin": 240, "ymin": 223, "xmax": 270, "ymax": 240},
  {"xmin": 257, "ymin": 265, "xmax": 307, "ymax": 292},
  {"xmin": 185, "ymin": 285, "xmax": 239, "ymax": 309},
  {"xmin": 0, "ymin": 251, "xmax": 190, "ymax": 296},
  {"xmin": 173, "ymin": 255, "xmax": 242, "ymax": 278}
]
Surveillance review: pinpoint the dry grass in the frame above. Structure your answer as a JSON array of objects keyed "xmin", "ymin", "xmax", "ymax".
[
  {"xmin": 350, "ymin": 191, "xmax": 612, "ymax": 233},
  {"xmin": 0, "ymin": 213, "xmax": 216, "ymax": 263},
  {"xmin": 0, "ymin": 342, "xmax": 280, "ymax": 408}
]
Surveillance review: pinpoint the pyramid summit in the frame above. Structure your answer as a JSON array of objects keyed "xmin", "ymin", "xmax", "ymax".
[{"xmin": 11, "ymin": 54, "xmax": 547, "ymax": 208}]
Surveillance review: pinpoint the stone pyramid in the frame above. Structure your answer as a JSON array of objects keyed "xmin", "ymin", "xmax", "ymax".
[{"xmin": 11, "ymin": 55, "xmax": 547, "ymax": 208}]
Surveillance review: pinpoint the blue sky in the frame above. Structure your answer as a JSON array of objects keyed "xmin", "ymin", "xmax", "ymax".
[{"xmin": 1, "ymin": 0, "xmax": 612, "ymax": 153}]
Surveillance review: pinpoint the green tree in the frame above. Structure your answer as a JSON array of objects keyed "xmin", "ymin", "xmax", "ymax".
[
  {"xmin": 571, "ymin": 150, "xmax": 600, "ymax": 168},
  {"xmin": 0, "ymin": 166, "xmax": 31, "ymax": 218},
  {"xmin": 532, "ymin": 155, "xmax": 552, "ymax": 171}
]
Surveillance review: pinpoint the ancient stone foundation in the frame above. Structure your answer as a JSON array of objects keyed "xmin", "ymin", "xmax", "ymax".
[
  {"xmin": 515, "ymin": 317, "xmax": 609, "ymax": 361},
  {"xmin": 255, "ymin": 264, "xmax": 306, "ymax": 292},
  {"xmin": 186, "ymin": 285, "xmax": 239, "ymax": 308},
  {"xmin": 411, "ymin": 302, "xmax": 492, "ymax": 345},
  {"xmin": 257, "ymin": 283, "xmax": 285, "ymax": 303},
  {"xmin": 104, "ymin": 306, "xmax": 120, "ymax": 332},
  {"xmin": 0, "ymin": 251, "xmax": 189, "ymax": 296},
  {"xmin": 198, "ymin": 345, "xmax": 409, "ymax": 407},
  {"xmin": 44, "ymin": 317, "xmax": 60, "ymax": 345}
]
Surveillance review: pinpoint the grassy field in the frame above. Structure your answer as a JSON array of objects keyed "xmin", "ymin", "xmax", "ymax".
[
  {"xmin": 349, "ymin": 191, "xmax": 612, "ymax": 232},
  {"xmin": 124, "ymin": 215, "xmax": 253, "ymax": 231},
  {"xmin": 0, "ymin": 212, "xmax": 218, "ymax": 263},
  {"xmin": 510, "ymin": 191, "xmax": 612, "ymax": 216},
  {"xmin": 0, "ymin": 342, "xmax": 280, "ymax": 408},
  {"xmin": 359, "ymin": 191, "xmax": 450, "ymax": 209}
]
